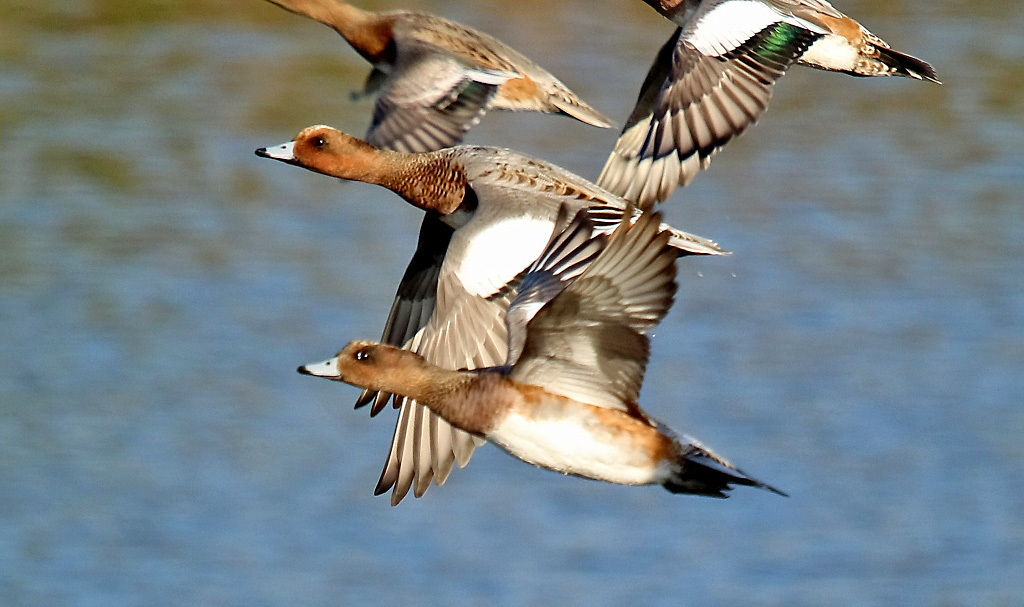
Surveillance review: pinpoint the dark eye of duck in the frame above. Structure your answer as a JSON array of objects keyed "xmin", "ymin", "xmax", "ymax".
[
  {"xmin": 312, "ymin": 137, "xmax": 325, "ymax": 148},
  {"xmin": 355, "ymin": 347, "xmax": 372, "ymax": 362}
]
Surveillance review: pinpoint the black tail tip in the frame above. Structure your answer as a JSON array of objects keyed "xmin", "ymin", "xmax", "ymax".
[
  {"xmin": 878, "ymin": 47, "xmax": 941, "ymax": 84},
  {"xmin": 666, "ymin": 448, "xmax": 788, "ymax": 498},
  {"xmin": 758, "ymin": 481, "xmax": 789, "ymax": 498},
  {"xmin": 664, "ymin": 476, "xmax": 788, "ymax": 498},
  {"xmin": 904, "ymin": 61, "xmax": 941, "ymax": 84}
]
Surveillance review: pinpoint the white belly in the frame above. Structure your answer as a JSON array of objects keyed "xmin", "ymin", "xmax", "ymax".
[{"xmin": 488, "ymin": 412, "xmax": 663, "ymax": 486}]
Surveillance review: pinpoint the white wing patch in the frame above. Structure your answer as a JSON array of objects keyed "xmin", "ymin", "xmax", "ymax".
[
  {"xmin": 464, "ymin": 67, "xmax": 517, "ymax": 86},
  {"xmin": 689, "ymin": 0, "xmax": 815, "ymax": 57},
  {"xmin": 454, "ymin": 216, "xmax": 556, "ymax": 298}
]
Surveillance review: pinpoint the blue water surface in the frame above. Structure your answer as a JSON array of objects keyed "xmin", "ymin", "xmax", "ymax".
[{"xmin": 1, "ymin": 1, "xmax": 1021, "ymax": 605}]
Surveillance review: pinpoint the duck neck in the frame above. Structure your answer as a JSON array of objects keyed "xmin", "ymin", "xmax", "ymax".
[
  {"xmin": 372, "ymin": 362, "xmax": 495, "ymax": 435},
  {"xmin": 377, "ymin": 361, "xmax": 468, "ymax": 407},
  {"xmin": 274, "ymin": 0, "xmax": 393, "ymax": 63},
  {"xmin": 415, "ymin": 372, "xmax": 512, "ymax": 437},
  {"xmin": 372, "ymin": 150, "xmax": 470, "ymax": 217}
]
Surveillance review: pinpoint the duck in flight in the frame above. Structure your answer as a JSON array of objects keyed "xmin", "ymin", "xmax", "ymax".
[
  {"xmin": 261, "ymin": 0, "xmax": 611, "ymax": 153},
  {"xmin": 299, "ymin": 207, "xmax": 785, "ymax": 498},
  {"xmin": 257, "ymin": 126, "xmax": 726, "ymax": 503},
  {"xmin": 596, "ymin": 0, "xmax": 940, "ymax": 206}
]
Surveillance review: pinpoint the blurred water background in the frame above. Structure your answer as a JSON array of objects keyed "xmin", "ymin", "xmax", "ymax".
[{"xmin": 1, "ymin": 0, "xmax": 1022, "ymax": 604}]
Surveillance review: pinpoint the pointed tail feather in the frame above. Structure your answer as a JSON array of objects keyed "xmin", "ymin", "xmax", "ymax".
[
  {"xmin": 875, "ymin": 46, "xmax": 941, "ymax": 83},
  {"xmin": 664, "ymin": 438, "xmax": 787, "ymax": 498},
  {"xmin": 550, "ymin": 97, "xmax": 614, "ymax": 129}
]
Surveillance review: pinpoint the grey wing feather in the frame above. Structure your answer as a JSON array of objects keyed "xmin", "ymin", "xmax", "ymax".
[
  {"xmin": 375, "ymin": 269, "xmax": 512, "ymax": 505},
  {"xmin": 351, "ymin": 67, "xmax": 388, "ymax": 101},
  {"xmin": 597, "ymin": 24, "xmax": 821, "ymax": 206},
  {"xmin": 509, "ymin": 210, "xmax": 677, "ymax": 411},
  {"xmin": 456, "ymin": 149, "xmax": 726, "ymax": 256},
  {"xmin": 367, "ymin": 52, "xmax": 510, "ymax": 153},
  {"xmin": 767, "ymin": 0, "xmax": 846, "ymax": 20},
  {"xmin": 355, "ymin": 214, "xmax": 450, "ymax": 415},
  {"xmin": 505, "ymin": 206, "xmax": 606, "ymax": 366}
]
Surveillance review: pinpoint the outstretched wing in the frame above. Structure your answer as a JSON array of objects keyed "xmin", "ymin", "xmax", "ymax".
[
  {"xmin": 354, "ymin": 213, "xmax": 449, "ymax": 415},
  {"xmin": 457, "ymin": 147, "xmax": 728, "ymax": 257},
  {"xmin": 505, "ymin": 206, "xmax": 605, "ymax": 366},
  {"xmin": 349, "ymin": 214, "xmax": 493, "ymax": 505},
  {"xmin": 371, "ymin": 196, "xmax": 555, "ymax": 505},
  {"xmin": 366, "ymin": 49, "xmax": 512, "ymax": 153},
  {"xmin": 597, "ymin": 13, "xmax": 822, "ymax": 206},
  {"xmin": 373, "ymin": 268, "xmax": 511, "ymax": 504},
  {"xmin": 509, "ymin": 209, "xmax": 677, "ymax": 413}
]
